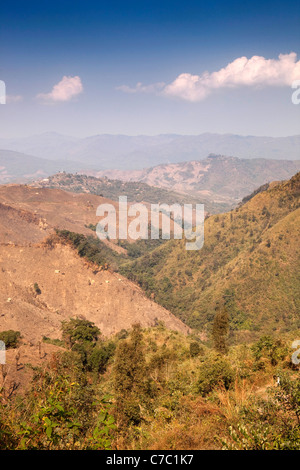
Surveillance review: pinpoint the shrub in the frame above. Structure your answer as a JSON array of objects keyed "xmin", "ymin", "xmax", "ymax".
[
  {"xmin": 60, "ymin": 318, "xmax": 115, "ymax": 375},
  {"xmin": 251, "ymin": 336, "xmax": 288, "ymax": 366},
  {"xmin": 197, "ymin": 356, "xmax": 235, "ymax": 395},
  {"xmin": 87, "ymin": 342, "xmax": 116, "ymax": 374},
  {"xmin": 222, "ymin": 373, "xmax": 300, "ymax": 450},
  {"xmin": 42, "ymin": 336, "xmax": 64, "ymax": 347},
  {"xmin": 189, "ymin": 341, "xmax": 203, "ymax": 357},
  {"xmin": 33, "ymin": 283, "xmax": 41, "ymax": 295},
  {"xmin": 0, "ymin": 330, "xmax": 21, "ymax": 349}
]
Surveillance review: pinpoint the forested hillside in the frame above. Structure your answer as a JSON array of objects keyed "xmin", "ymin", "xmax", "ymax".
[{"xmin": 119, "ymin": 173, "xmax": 300, "ymax": 340}]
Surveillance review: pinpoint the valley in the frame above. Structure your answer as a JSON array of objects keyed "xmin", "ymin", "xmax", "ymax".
[{"xmin": 0, "ymin": 165, "xmax": 299, "ymax": 451}]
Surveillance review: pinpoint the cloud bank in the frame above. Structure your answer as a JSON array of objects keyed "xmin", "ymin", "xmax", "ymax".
[
  {"xmin": 37, "ymin": 76, "xmax": 83, "ymax": 103},
  {"xmin": 118, "ymin": 53, "xmax": 300, "ymax": 102}
]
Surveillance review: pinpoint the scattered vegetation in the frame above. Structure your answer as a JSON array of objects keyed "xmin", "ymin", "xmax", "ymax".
[
  {"xmin": 55, "ymin": 229, "xmax": 125, "ymax": 271},
  {"xmin": 119, "ymin": 172, "xmax": 300, "ymax": 339},
  {"xmin": 0, "ymin": 322, "xmax": 299, "ymax": 450},
  {"xmin": 1, "ymin": 174, "xmax": 298, "ymax": 449}
]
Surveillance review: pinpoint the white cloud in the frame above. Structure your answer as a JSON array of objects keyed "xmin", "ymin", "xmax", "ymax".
[
  {"xmin": 37, "ymin": 76, "xmax": 83, "ymax": 103},
  {"xmin": 116, "ymin": 81, "xmax": 165, "ymax": 94},
  {"xmin": 118, "ymin": 53, "xmax": 300, "ymax": 102},
  {"xmin": 6, "ymin": 95, "xmax": 23, "ymax": 103}
]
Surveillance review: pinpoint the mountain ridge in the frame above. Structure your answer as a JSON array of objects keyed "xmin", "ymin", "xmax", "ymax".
[
  {"xmin": 0, "ymin": 132, "xmax": 299, "ymax": 169},
  {"xmin": 84, "ymin": 155, "xmax": 300, "ymax": 208}
]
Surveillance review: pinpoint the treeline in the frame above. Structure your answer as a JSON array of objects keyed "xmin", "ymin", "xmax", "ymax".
[{"xmin": 55, "ymin": 229, "xmax": 125, "ymax": 271}]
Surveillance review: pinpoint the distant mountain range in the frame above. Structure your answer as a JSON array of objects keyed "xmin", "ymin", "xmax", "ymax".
[
  {"xmin": 0, "ymin": 132, "xmax": 299, "ymax": 170},
  {"xmin": 2, "ymin": 150, "xmax": 299, "ymax": 212}
]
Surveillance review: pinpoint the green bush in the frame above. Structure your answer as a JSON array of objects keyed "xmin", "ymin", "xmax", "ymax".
[
  {"xmin": 87, "ymin": 342, "xmax": 116, "ymax": 374},
  {"xmin": 189, "ymin": 341, "xmax": 203, "ymax": 357},
  {"xmin": 251, "ymin": 336, "xmax": 288, "ymax": 366},
  {"xmin": 42, "ymin": 336, "xmax": 65, "ymax": 347},
  {"xmin": 197, "ymin": 355, "xmax": 235, "ymax": 395},
  {"xmin": 62, "ymin": 318, "xmax": 100, "ymax": 348},
  {"xmin": 0, "ymin": 330, "xmax": 21, "ymax": 349}
]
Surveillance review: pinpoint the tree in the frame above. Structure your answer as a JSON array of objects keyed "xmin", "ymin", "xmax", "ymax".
[
  {"xmin": 197, "ymin": 355, "xmax": 234, "ymax": 395},
  {"xmin": 212, "ymin": 305, "xmax": 229, "ymax": 354},
  {"xmin": 60, "ymin": 318, "xmax": 115, "ymax": 375},
  {"xmin": 61, "ymin": 318, "xmax": 100, "ymax": 349},
  {"xmin": 113, "ymin": 323, "xmax": 146, "ymax": 426},
  {"xmin": 251, "ymin": 336, "xmax": 288, "ymax": 366}
]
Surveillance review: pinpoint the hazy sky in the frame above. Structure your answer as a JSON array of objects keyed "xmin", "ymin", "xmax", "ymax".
[{"xmin": 0, "ymin": 0, "xmax": 300, "ymax": 138}]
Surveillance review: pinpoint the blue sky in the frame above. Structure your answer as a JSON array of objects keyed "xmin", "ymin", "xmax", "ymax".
[{"xmin": 0, "ymin": 0, "xmax": 299, "ymax": 137}]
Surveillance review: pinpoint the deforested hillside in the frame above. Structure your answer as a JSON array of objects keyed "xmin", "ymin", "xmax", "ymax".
[
  {"xmin": 0, "ymin": 184, "xmax": 127, "ymax": 253},
  {"xmin": 120, "ymin": 172, "xmax": 300, "ymax": 341},
  {"xmin": 0, "ymin": 240, "xmax": 189, "ymax": 342},
  {"xmin": 0, "ymin": 184, "xmax": 190, "ymax": 343},
  {"xmin": 0, "ymin": 184, "xmax": 111, "ymax": 243}
]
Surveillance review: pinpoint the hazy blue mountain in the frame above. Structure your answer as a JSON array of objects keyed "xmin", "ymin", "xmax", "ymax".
[
  {"xmin": 0, "ymin": 133, "xmax": 80, "ymax": 161},
  {"xmin": 0, "ymin": 149, "xmax": 86, "ymax": 184},
  {"xmin": 0, "ymin": 132, "xmax": 299, "ymax": 170}
]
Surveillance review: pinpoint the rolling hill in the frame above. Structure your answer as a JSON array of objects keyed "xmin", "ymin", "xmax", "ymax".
[
  {"xmin": 0, "ymin": 184, "xmax": 120, "ymax": 246},
  {"xmin": 1, "ymin": 172, "xmax": 299, "ymax": 345}
]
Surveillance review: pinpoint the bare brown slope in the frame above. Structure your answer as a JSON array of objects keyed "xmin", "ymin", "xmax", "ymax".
[
  {"xmin": 0, "ymin": 184, "xmax": 113, "ymax": 238},
  {"xmin": 0, "ymin": 202, "xmax": 49, "ymax": 244},
  {"xmin": 0, "ymin": 184, "xmax": 182, "ymax": 246},
  {"xmin": 0, "ymin": 242, "xmax": 190, "ymax": 342},
  {"xmin": 0, "ymin": 184, "xmax": 127, "ymax": 252}
]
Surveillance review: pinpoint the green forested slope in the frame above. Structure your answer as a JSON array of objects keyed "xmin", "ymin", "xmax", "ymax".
[{"xmin": 120, "ymin": 173, "xmax": 300, "ymax": 340}]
